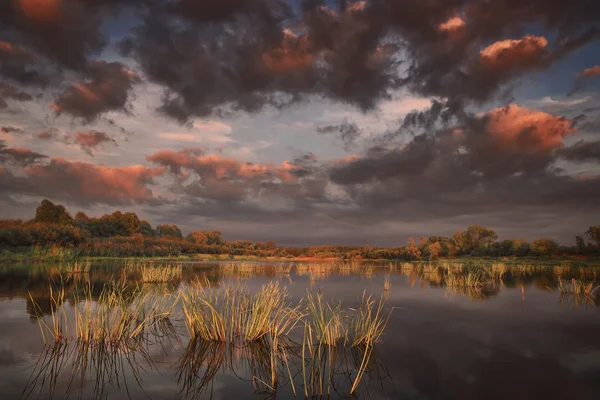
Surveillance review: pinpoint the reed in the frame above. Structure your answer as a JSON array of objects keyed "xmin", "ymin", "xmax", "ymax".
[
  {"xmin": 444, "ymin": 269, "xmax": 486, "ymax": 288},
  {"xmin": 383, "ymin": 275, "xmax": 391, "ymax": 291},
  {"xmin": 31, "ymin": 282, "xmax": 177, "ymax": 346},
  {"xmin": 305, "ymin": 291, "xmax": 346, "ymax": 346},
  {"xmin": 139, "ymin": 263, "xmax": 183, "ymax": 283},
  {"xmin": 63, "ymin": 260, "xmax": 91, "ymax": 274},
  {"xmin": 350, "ymin": 292, "xmax": 391, "ymax": 347},
  {"xmin": 557, "ymin": 278, "xmax": 600, "ymax": 296}
]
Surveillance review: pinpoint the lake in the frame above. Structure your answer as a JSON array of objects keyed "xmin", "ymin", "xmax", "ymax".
[{"xmin": 0, "ymin": 261, "xmax": 599, "ymax": 400}]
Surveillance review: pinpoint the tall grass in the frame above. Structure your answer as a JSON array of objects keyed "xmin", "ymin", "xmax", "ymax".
[
  {"xmin": 30, "ymin": 282, "xmax": 177, "ymax": 346},
  {"xmin": 350, "ymin": 292, "xmax": 391, "ymax": 347},
  {"xmin": 444, "ymin": 269, "xmax": 487, "ymax": 288},
  {"xmin": 138, "ymin": 263, "xmax": 183, "ymax": 283},
  {"xmin": 557, "ymin": 278, "xmax": 600, "ymax": 296},
  {"xmin": 383, "ymin": 274, "xmax": 391, "ymax": 291},
  {"xmin": 305, "ymin": 291, "xmax": 346, "ymax": 346},
  {"xmin": 63, "ymin": 260, "xmax": 91, "ymax": 274}
]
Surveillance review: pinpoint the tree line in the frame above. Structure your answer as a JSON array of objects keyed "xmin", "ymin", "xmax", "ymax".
[{"xmin": 0, "ymin": 200, "xmax": 598, "ymax": 260}]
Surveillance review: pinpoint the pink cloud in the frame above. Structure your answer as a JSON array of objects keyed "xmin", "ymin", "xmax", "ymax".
[
  {"xmin": 486, "ymin": 104, "xmax": 575, "ymax": 151},
  {"xmin": 479, "ymin": 35, "xmax": 548, "ymax": 70},
  {"xmin": 582, "ymin": 65, "xmax": 600, "ymax": 78},
  {"xmin": 24, "ymin": 158, "xmax": 165, "ymax": 203}
]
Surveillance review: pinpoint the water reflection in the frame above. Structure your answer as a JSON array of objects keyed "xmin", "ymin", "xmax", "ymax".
[
  {"xmin": 175, "ymin": 338, "xmax": 389, "ymax": 400},
  {"xmin": 1, "ymin": 260, "xmax": 600, "ymax": 399}
]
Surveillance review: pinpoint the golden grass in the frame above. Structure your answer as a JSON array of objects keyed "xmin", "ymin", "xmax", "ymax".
[
  {"xmin": 139, "ymin": 263, "xmax": 183, "ymax": 283},
  {"xmin": 30, "ymin": 282, "xmax": 177, "ymax": 346},
  {"xmin": 444, "ymin": 269, "xmax": 487, "ymax": 288},
  {"xmin": 557, "ymin": 278, "xmax": 600, "ymax": 296},
  {"xmin": 63, "ymin": 260, "xmax": 91, "ymax": 274},
  {"xmin": 383, "ymin": 274, "xmax": 391, "ymax": 291}
]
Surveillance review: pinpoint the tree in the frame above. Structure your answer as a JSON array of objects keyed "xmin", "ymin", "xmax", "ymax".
[
  {"xmin": 428, "ymin": 242, "xmax": 441, "ymax": 261},
  {"xmin": 575, "ymin": 236, "xmax": 587, "ymax": 253},
  {"xmin": 406, "ymin": 237, "xmax": 421, "ymax": 260},
  {"xmin": 531, "ymin": 238, "xmax": 558, "ymax": 256},
  {"xmin": 34, "ymin": 200, "xmax": 73, "ymax": 225},
  {"xmin": 586, "ymin": 226, "xmax": 600, "ymax": 247},
  {"xmin": 75, "ymin": 212, "xmax": 89, "ymax": 222},
  {"xmin": 450, "ymin": 225, "xmax": 498, "ymax": 255},
  {"xmin": 140, "ymin": 220, "xmax": 155, "ymax": 237},
  {"xmin": 466, "ymin": 225, "xmax": 498, "ymax": 248},
  {"xmin": 157, "ymin": 224, "xmax": 183, "ymax": 239}
]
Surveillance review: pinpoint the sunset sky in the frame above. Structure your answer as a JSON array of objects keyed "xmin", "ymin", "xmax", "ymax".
[{"xmin": 1, "ymin": 0, "xmax": 599, "ymax": 245}]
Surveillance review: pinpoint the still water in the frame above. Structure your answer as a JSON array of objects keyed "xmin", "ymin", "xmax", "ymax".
[{"xmin": 0, "ymin": 261, "xmax": 599, "ymax": 400}]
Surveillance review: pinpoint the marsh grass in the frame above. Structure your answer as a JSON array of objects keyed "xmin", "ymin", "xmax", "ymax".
[
  {"xmin": 350, "ymin": 292, "xmax": 392, "ymax": 348},
  {"xmin": 139, "ymin": 263, "xmax": 183, "ymax": 283},
  {"xmin": 557, "ymin": 278, "xmax": 600, "ymax": 296},
  {"xmin": 178, "ymin": 280, "xmax": 392, "ymax": 397},
  {"xmin": 305, "ymin": 291, "xmax": 346, "ymax": 346},
  {"xmin": 383, "ymin": 274, "xmax": 391, "ymax": 291},
  {"xmin": 444, "ymin": 269, "xmax": 487, "ymax": 288},
  {"xmin": 30, "ymin": 281, "xmax": 177, "ymax": 346},
  {"xmin": 63, "ymin": 260, "xmax": 91, "ymax": 274}
]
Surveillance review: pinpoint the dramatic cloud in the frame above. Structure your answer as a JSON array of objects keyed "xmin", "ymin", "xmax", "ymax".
[
  {"xmin": 0, "ymin": 0, "xmax": 599, "ymax": 244},
  {"xmin": 479, "ymin": 35, "xmax": 548, "ymax": 70},
  {"xmin": 73, "ymin": 130, "xmax": 116, "ymax": 155},
  {"xmin": 20, "ymin": 159, "xmax": 165, "ymax": 205},
  {"xmin": 50, "ymin": 61, "xmax": 140, "ymax": 121},
  {"xmin": 485, "ymin": 104, "xmax": 575, "ymax": 152}
]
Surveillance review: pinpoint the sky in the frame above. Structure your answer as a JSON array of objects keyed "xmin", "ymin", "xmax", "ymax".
[{"xmin": 1, "ymin": 0, "xmax": 600, "ymax": 246}]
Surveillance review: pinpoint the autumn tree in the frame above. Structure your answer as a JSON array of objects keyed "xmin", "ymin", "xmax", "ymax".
[
  {"xmin": 428, "ymin": 242, "xmax": 441, "ymax": 261},
  {"xmin": 187, "ymin": 230, "xmax": 224, "ymax": 245},
  {"xmin": 451, "ymin": 225, "xmax": 498, "ymax": 255},
  {"xmin": 406, "ymin": 237, "xmax": 421, "ymax": 260},
  {"xmin": 34, "ymin": 199, "xmax": 73, "ymax": 225}
]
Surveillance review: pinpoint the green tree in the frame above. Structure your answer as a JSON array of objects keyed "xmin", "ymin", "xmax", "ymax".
[
  {"xmin": 531, "ymin": 238, "xmax": 558, "ymax": 256},
  {"xmin": 34, "ymin": 199, "xmax": 73, "ymax": 225}
]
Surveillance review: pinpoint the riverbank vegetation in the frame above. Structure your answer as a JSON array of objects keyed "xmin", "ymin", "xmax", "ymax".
[{"xmin": 1, "ymin": 200, "xmax": 599, "ymax": 262}]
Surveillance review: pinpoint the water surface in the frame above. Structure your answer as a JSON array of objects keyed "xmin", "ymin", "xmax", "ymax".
[{"xmin": 0, "ymin": 261, "xmax": 599, "ymax": 399}]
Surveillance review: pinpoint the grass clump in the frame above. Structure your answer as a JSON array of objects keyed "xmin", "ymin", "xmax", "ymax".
[
  {"xmin": 139, "ymin": 263, "xmax": 183, "ymax": 283},
  {"xmin": 31, "ymin": 282, "xmax": 177, "ymax": 346},
  {"xmin": 557, "ymin": 278, "xmax": 600, "ymax": 296},
  {"xmin": 444, "ymin": 269, "xmax": 487, "ymax": 288},
  {"xmin": 305, "ymin": 291, "xmax": 346, "ymax": 346},
  {"xmin": 350, "ymin": 292, "xmax": 392, "ymax": 347}
]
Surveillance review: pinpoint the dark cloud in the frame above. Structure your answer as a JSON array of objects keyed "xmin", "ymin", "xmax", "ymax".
[
  {"xmin": 559, "ymin": 140, "xmax": 600, "ymax": 162},
  {"xmin": 0, "ymin": 140, "xmax": 47, "ymax": 166},
  {"xmin": 1, "ymin": 126, "xmax": 25, "ymax": 134},
  {"xmin": 0, "ymin": 82, "xmax": 33, "ymax": 108},
  {"xmin": 0, "ymin": 0, "xmax": 598, "ymax": 122},
  {"xmin": 317, "ymin": 119, "xmax": 362, "ymax": 150},
  {"xmin": 51, "ymin": 61, "xmax": 140, "ymax": 121}
]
